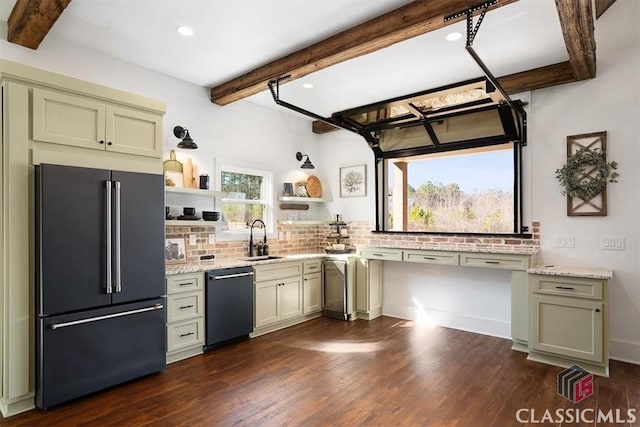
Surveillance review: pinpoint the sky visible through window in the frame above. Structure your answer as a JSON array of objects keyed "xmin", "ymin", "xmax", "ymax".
[
  {"xmin": 407, "ymin": 149, "xmax": 513, "ymax": 192},
  {"xmin": 387, "ymin": 146, "xmax": 516, "ymax": 233}
]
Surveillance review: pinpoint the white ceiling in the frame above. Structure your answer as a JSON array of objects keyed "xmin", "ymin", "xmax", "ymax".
[{"xmin": 0, "ymin": 0, "xmax": 569, "ymax": 118}]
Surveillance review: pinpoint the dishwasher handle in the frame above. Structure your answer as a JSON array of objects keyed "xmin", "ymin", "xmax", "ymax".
[{"xmin": 211, "ymin": 272, "xmax": 254, "ymax": 280}]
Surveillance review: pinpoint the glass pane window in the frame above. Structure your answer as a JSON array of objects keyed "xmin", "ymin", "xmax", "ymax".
[
  {"xmin": 382, "ymin": 143, "xmax": 520, "ymax": 234},
  {"xmin": 220, "ymin": 168, "xmax": 271, "ymax": 231}
]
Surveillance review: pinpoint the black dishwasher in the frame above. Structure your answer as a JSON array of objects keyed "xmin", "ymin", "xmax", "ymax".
[{"xmin": 204, "ymin": 266, "xmax": 254, "ymax": 351}]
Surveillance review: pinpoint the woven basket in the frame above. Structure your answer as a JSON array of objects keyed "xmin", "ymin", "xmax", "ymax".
[{"xmin": 305, "ymin": 175, "xmax": 322, "ymax": 198}]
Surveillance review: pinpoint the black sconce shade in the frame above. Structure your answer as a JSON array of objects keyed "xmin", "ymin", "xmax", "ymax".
[
  {"xmin": 296, "ymin": 151, "xmax": 315, "ymax": 169},
  {"xmin": 174, "ymin": 126, "xmax": 198, "ymax": 149}
]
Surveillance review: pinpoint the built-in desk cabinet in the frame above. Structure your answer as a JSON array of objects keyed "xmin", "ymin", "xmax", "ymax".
[
  {"xmin": 357, "ymin": 247, "xmax": 536, "ymax": 351},
  {"xmin": 166, "ymin": 272, "xmax": 205, "ymax": 363},
  {"xmin": 528, "ymin": 274, "xmax": 608, "ymax": 376}
]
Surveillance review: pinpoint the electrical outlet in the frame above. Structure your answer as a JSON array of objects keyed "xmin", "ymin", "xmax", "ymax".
[
  {"xmin": 208, "ymin": 233, "xmax": 215, "ymax": 245},
  {"xmin": 554, "ymin": 235, "xmax": 575, "ymax": 248},
  {"xmin": 601, "ymin": 236, "xmax": 625, "ymax": 251},
  {"xmin": 189, "ymin": 234, "xmax": 197, "ymax": 245}
]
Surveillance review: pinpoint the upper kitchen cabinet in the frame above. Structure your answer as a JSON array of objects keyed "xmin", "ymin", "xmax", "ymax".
[{"xmin": 32, "ymin": 87, "xmax": 162, "ymax": 158}]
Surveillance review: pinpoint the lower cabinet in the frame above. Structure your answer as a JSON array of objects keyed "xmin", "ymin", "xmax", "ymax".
[
  {"xmin": 254, "ymin": 262, "xmax": 303, "ymax": 330},
  {"xmin": 356, "ymin": 258, "xmax": 382, "ymax": 320},
  {"xmin": 303, "ymin": 259, "xmax": 323, "ymax": 314},
  {"xmin": 166, "ymin": 272, "xmax": 205, "ymax": 363},
  {"xmin": 528, "ymin": 274, "xmax": 608, "ymax": 376}
]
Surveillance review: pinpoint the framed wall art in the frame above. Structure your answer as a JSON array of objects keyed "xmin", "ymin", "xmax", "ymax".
[
  {"xmin": 340, "ymin": 164, "xmax": 366, "ymax": 198},
  {"xmin": 165, "ymin": 237, "xmax": 187, "ymax": 264}
]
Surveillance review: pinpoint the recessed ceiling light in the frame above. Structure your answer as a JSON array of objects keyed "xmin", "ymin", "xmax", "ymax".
[
  {"xmin": 302, "ymin": 82, "xmax": 314, "ymax": 89},
  {"xmin": 446, "ymin": 31, "xmax": 462, "ymax": 42},
  {"xmin": 177, "ymin": 26, "xmax": 194, "ymax": 37}
]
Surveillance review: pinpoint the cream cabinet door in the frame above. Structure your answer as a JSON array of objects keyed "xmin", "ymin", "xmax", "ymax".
[
  {"xmin": 32, "ymin": 87, "xmax": 106, "ymax": 150},
  {"xmin": 356, "ymin": 258, "xmax": 382, "ymax": 314},
  {"xmin": 303, "ymin": 272, "xmax": 322, "ymax": 314},
  {"xmin": 280, "ymin": 277, "xmax": 303, "ymax": 321},
  {"xmin": 106, "ymin": 105, "xmax": 162, "ymax": 158},
  {"xmin": 530, "ymin": 294, "xmax": 603, "ymax": 363},
  {"xmin": 255, "ymin": 280, "xmax": 279, "ymax": 328}
]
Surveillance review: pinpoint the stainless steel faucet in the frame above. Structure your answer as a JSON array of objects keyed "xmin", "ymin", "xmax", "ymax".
[{"xmin": 248, "ymin": 219, "xmax": 267, "ymax": 256}]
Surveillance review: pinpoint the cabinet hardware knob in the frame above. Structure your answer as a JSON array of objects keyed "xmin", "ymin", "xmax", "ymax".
[
  {"xmin": 423, "ymin": 257, "xmax": 436, "ymax": 260},
  {"xmin": 179, "ymin": 305, "xmax": 194, "ymax": 309},
  {"xmin": 99, "ymin": 140, "xmax": 105, "ymax": 144},
  {"xmin": 595, "ymin": 309, "xmax": 601, "ymax": 312},
  {"xmin": 555, "ymin": 286, "xmax": 575, "ymax": 290},
  {"xmin": 107, "ymin": 141, "xmax": 113, "ymax": 145},
  {"xmin": 178, "ymin": 282, "xmax": 193, "ymax": 286},
  {"xmin": 484, "ymin": 260, "xmax": 500, "ymax": 264},
  {"xmin": 179, "ymin": 332, "xmax": 195, "ymax": 337}
]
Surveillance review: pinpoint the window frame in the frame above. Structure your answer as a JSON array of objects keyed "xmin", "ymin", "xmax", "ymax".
[
  {"xmin": 215, "ymin": 164, "xmax": 274, "ymax": 239},
  {"xmin": 375, "ymin": 140, "xmax": 525, "ymax": 236}
]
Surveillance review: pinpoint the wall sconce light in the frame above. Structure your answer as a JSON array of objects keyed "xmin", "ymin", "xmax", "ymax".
[
  {"xmin": 173, "ymin": 125, "xmax": 198, "ymax": 149},
  {"xmin": 296, "ymin": 152, "xmax": 315, "ymax": 169}
]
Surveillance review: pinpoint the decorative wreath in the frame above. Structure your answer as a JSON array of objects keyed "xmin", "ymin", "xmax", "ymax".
[{"xmin": 555, "ymin": 148, "xmax": 619, "ymax": 200}]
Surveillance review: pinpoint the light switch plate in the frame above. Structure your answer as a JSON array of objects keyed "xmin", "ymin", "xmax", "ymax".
[
  {"xmin": 553, "ymin": 235, "xmax": 575, "ymax": 248},
  {"xmin": 189, "ymin": 234, "xmax": 197, "ymax": 245},
  {"xmin": 601, "ymin": 236, "xmax": 625, "ymax": 251},
  {"xmin": 208, "ymin": 233, "xmax": 215, "ymax": 245}
]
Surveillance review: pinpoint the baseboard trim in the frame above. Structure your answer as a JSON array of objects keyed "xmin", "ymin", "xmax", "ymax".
[
  {"xmin": 609, "ymin": 339, "xmax": 640, "ymax": 365},
  {"xmin": 382, "ymin": 305, "xmax": 511, "ymax": 339},
  {"xmin": 0, "ymin": 393, "xmax": 35, "ymax": 418}
]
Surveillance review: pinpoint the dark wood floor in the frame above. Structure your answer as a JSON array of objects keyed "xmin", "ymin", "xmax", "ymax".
[{"xmin": 2, "ymin": 316, "xmax": 639, "ymax": 426}]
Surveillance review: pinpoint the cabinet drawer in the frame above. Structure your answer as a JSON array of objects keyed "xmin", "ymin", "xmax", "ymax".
[
  {"xmin": 166, "ymin": 272, "xmax": 203, "ymax": 294},
  {"xmin": 167, "ymin": 318, "xmax": 204, "ymax": 352},
  {"xmin": 403, "ymin": 250, "xmax": 458, "ymax": 265},
  {"xmin": 166, "ymin": 291, "xmax": 204, "ymax": 323},
  {"xmin": 531, "ymin": 275, "xmax": 603, "ymax": 300},
  {"xmin": 460, "ymin": 253, "xmax": 530, "ymax": 270},
  {"xmin": 359, "ymin": 248, "xmax": 403, "ymax": 261},
  {"xmin": 303, "ymin": 259, "xmax": 322, "ymax": 274},
  {"xmin": 254, "ymin": 262, "xmax": 302, "ymax": 282}
]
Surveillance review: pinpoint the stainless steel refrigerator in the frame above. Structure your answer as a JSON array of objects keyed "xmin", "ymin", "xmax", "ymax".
[{"xmin": 35, "ymin": 164, "xmax": 166, "ymax": 409}]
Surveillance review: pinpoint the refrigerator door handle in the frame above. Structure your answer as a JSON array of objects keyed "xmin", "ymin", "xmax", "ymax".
[
  {"xmin": 114, "ymin": 181, "xmax": 122, "ymax": 293},
  {"xmin": 105, "ymin": 181, "xmax": 113, "ymax": 294},
  {"xmin": 50, "ymin": 304, "xmax": 164, "ymax": 330}
]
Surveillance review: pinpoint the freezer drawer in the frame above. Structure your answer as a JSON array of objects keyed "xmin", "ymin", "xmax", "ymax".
[{"xmin": 36, "ymin": 299, "xmax": 166, "ymax": 409}]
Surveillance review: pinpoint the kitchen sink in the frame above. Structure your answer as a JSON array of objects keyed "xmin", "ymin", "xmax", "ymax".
[{"xmin": 241, "ymin": 255, "xmax": 283, "ymax": 261}]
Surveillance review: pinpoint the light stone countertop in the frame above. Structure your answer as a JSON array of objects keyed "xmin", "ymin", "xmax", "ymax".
[
  {"xmin": 527, "ymin": 265, "xmax": 613, "ymax": 280},
  {"xmin": 364, "ymin": 244, "xmax": 540, "ymax": 255},
  {"xmin": 166, "ymin": 252, "xmax": 328, "ymax": 275}
]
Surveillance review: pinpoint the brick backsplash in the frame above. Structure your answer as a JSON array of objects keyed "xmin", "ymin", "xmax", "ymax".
[{"xmin": 166, "ymin": 220, "xmax": 540, "ymax": 261}]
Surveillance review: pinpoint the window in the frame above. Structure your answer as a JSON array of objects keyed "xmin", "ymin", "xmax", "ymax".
[
  {"xmin": 219, "ymin": 166, "xmax": 273, "ymax": 231},
  {"xmin": 382, "ymin": 143, "xmax": 521, "ymax": 234}
]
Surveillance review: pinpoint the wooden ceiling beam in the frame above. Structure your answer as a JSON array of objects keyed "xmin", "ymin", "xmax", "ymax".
[
  {"xmin": 555, "ymin": 0, "xmax": 596, "ymax": 80},
  {"xmin": 209, "ymin": 0, "xmax": 519, "ymax": 106},
  {"xmin": 312, "ymin": 61, "xmax": 577, "ymax": 134},
  {"xmin": 7, "ymin": 0, "xmax": 72, "ymax": 50}
]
